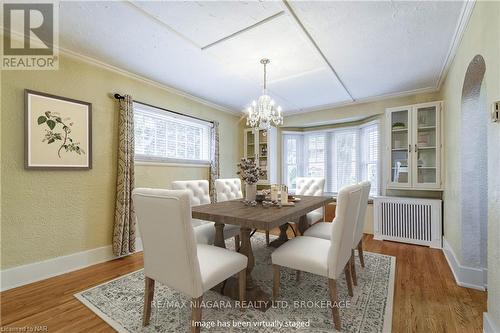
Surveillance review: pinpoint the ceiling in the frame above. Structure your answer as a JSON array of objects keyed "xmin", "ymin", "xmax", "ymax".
[{"xmin": 58, "ymin": 1, "xmax": 469, "ymax": 115}]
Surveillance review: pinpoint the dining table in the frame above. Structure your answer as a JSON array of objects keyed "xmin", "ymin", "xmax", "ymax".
[{"xmin": 191, "ymin": 195, "xmax": 334, "ymax": 310}]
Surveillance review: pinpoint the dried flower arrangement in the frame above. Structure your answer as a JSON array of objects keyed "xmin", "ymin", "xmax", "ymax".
[{"xmin": 237, "ymin": 158, "xmax": 264, "ymax": 185}]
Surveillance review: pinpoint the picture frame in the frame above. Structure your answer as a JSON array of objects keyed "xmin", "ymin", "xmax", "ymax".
[{"xmin": 25, "ymin": 89, "xmax": 92, "ymax": 170}]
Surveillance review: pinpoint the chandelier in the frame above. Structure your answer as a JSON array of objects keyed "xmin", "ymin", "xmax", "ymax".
[{"xmin": 246, "ymin": 58, "xmax": 283, "ymax": 132}]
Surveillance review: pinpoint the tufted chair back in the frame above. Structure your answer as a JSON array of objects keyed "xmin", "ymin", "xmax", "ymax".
[
  {"xmin": 215, "ymin": 178, "xmax": 243, "ymax": 202},
  {"xmin": 171, "ymin": 180, "xmax": 211, "ymax": 207},
  {"xmin": 296, "ymin": 177, "xmax": 326, "ymax": 218},
  {"xmin": 353, "ymin": 181, "xmax": 371, "ymax": 247},
  {"xmin": 133, "ymin": 188, "xmax": 203, "ymax": 298},
  {"xmin": 327, "ymin": 184, "xmax": 362, "ymax": 279},
  {"xmin": 296, "ymin": 177, "xmax": 325, "ymax": 196}
]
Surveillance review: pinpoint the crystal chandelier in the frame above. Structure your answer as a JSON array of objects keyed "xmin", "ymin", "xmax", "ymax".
[{"xmin": 246, "ymin": 59, "xmax": 283, "ymax": 132}]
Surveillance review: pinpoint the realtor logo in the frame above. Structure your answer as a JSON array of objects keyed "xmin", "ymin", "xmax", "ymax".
[{"xmin": 2, "ymin": 2, "xmax": 59, "ymax": 70}]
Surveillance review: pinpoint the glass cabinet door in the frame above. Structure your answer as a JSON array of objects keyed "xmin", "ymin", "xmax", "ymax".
[
  {"xmin": 258, "ymin": 130, "xmax": 269, "ymax": 183},
  {"xmin": 246, "ymin": 130, "xmax": 256, "ymax": 161},
  {"xmin": 414, "ymin": 104, "xmax": 440, "ymax": 187},
  {"xmin": 389, "ymin": 109, "xmax": 411, "ymax": 187}
]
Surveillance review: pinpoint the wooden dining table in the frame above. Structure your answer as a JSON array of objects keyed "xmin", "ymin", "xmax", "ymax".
[{"xmin": 192, "ymin": 195, "xmax": 334, "ymax": 310}]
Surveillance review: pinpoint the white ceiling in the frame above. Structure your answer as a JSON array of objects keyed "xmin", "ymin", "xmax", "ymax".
[{"xmin": 58, "ymin": 1, "xmax": 468, "ymax": 114}]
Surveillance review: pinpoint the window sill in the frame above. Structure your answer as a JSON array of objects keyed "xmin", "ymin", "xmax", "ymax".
[
  {"xmin": 324, "ymin": 194, "xmax": 375, "ymax": 205},
  {"xmin": 135, "ymin": 160, "xmax": 210, "ymax": 168}
]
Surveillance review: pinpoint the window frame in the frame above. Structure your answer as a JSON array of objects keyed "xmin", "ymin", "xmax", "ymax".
[
  {"xmin": 133, "ymin": 102, "xmax": 213, "ymax": 166},
  {"xmin": 281, "ymin": 120, "xmax": 381, "ymax": 196},
  {"xmin": 282, "ymin": 132, "xmax": 303, "ymax": 192},
  {"xmin": 359, "ymin": 120, "xmax": 381, "ymax": 196}
]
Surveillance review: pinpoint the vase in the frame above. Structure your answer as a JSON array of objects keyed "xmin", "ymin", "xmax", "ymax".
[{"xmin": 245, "ymin": 184, "xmax": 257, "ymax": 202}]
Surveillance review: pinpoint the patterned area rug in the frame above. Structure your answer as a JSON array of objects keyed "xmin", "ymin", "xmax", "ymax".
[{"xmin": 75, "ymin": 234, "xmax": 395, "ymax": 332}]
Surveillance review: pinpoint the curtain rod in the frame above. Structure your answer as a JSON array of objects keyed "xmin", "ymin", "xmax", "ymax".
[{"xmin": 114, "ymin": 93, "xmax": 214, "ymax": 124}]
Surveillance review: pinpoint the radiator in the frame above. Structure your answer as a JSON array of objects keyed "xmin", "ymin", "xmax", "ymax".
[{"xmin": 374, "ymin": 196, "xmax": 442, "ymax": 248}]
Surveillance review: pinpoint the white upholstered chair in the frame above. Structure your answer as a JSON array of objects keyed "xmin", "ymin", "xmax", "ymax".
[
  {"xmin": 263, "ymin": 177, "xmax": 326, "ymax": 244},
  {"xmin": 290, "ymin": 177, "xmax": 326, "ymax": 230},
  {"xmin": 295, "ymin": 177, "xmax": 326, "ymax": 224},
  {"xmin": 304, "ymin": 181, "xmax": 371, "ymax": 285},
  {"xmin": 271, "ymin": 184, "xmax": 362, "ymax": 330},
  {"xmin": 215, "ymin": 178, "xmax": 244, "ymax": 249},
  {"xmin": 132, "ymin": 188, "xmax": 247, "ymax": 332},
  {"xmin": 215, "ymin": 178, "xmax": 243, "ymax": 202},
  {"xmin": 172, "ymin": 180, "xmax": 240, "ymax": 246}
]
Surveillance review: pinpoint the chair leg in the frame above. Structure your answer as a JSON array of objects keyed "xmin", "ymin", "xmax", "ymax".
[
  {"xmin": 273, "ymin": 265, "xmax": 280, "ymax": 301},
  {"xmin": 239, "ymin": 269, "xmax": 246, "ymax": 309},
  {"xmin": 296, "ymin": 270, "xmax": 301, "ymax": 282},
  {"xmin": 344, "ymin": 263, "xmax": 354, "ymax": 297},
  {"xmin": 143, "ymin": 277, "xmax": 155, "ymax": 326},
  {"xmin": 358, "ymin": 239, "xmax": 365, "ymax": 268},
  {"xmin": 351, "ymin": 249, "xmax": 358, "ymax": 286},
  {"xmin": 266, "ymin": 230, "xmax": 270, "ymax": 246},
  {"xmin": 328, "ymin": 279, "xmax": 341, "ymax": 331},
  {"xmin": 234, "ymin": 235, "xmax": 240, "ymax": 251},
  {"xmin": 191, "ymin": 296, "xmax": 203, "ymax": 333}
]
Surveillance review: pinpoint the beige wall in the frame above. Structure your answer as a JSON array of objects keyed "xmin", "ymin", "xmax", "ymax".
[
  {"xmin": 0, "ymin": 54, "xmax": 242, "ymax": 269},
  {"xmin": 439, "ymin": 1, "xmax": 500, "ymax": 328}
]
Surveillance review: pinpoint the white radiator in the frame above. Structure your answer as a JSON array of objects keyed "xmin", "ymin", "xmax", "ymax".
[{"xmin": 374, "ymin": 196, "xmax": 442, "ymax": 248}]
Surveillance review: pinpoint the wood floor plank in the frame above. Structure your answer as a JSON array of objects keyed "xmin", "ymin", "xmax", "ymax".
[{"xmin": 0, "ymin": 234, "xmax": 486, "ymax": 332}]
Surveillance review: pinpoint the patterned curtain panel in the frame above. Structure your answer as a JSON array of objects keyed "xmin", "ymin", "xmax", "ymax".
[
  {"xmin": 112, "ymin": 95, "xmax": 136, "ymax": 256},
  {"xmin": 209, "ymin": 121, "xmax": 220, "ymax": 202}
]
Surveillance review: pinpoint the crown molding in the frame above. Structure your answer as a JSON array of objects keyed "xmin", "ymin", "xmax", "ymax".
[
  {"xmin": 1, "ymin": 28, "xmax": 239, "ymax": 115},
  {"xmin": 436, "ymin": 0, "xmax": 476, "ymax": 89},
  {"xmin": 283, "ymin": 86, "xmax": 438, "ymax": 117}
]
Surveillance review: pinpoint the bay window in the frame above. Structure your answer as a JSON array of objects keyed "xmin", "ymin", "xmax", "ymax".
[{"xmin": 283, "ymin": 121, "xmax": 380, "ymax": 196}]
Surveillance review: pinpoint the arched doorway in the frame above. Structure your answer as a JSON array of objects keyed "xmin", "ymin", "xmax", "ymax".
[{"xmin": 460, "ymin": 55, "xmax": 487, "ymax": 279}]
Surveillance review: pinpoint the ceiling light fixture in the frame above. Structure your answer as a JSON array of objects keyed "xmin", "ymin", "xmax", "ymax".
[{"xmin": 246, "ymin": 58, "xmax": 283, "ymax": 133}]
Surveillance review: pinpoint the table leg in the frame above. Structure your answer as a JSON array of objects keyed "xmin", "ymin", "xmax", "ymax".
[
  {"xmin": 213, "ymin": 222, "xmax": 226, "ymax": 248},
  {"xmin": 213, "ymin": 227, "xmax": 271, "ymax": 311},
  {"xmin": 239, "ymin": 227, "xmax": 255, "ymax": 290},
  {"xmin": 297, "ymin": 215, "xmax": 309, "ymax": 235},
  {"xmin": 269, "ymin": 223, "xmax": 290, "ymax": 248}
]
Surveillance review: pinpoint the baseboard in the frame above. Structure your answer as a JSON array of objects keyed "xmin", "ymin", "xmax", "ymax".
[
  {"xmin": 483, "ymin": 312, "xmax": 499, "ymax": 333},
  {"xmin": 0, "ymin": 238, "xmax": 143, "ymax": 292},
  {"xmin": 442, "ymin": 238, "xmax": 485, "ymax": 291}
]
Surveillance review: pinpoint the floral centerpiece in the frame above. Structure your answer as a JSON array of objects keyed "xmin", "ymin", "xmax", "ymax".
[{"xmin": 237, "ymin": 158, "xmax": 264, "ymax": 201}]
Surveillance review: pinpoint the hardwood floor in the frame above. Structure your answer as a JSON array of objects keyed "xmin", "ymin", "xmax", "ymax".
[{"xmin": 0, "ymin": 232, "xmax": 486, "ymax": 333}]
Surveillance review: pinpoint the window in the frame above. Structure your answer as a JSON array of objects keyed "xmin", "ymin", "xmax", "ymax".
[
  {"xmin": 360, "ymin": 123, "xmax": 379, "ymax": 195},
  {"xmin": 134, "ymin": 102, "xmax": 212, "ymax": 164},
  {"xmin": 305, "ymin": 134, "xmax": 325, "ymax": 178},
  {"xmin": 282, "ymin": 121, "xmax": 380, "ymax": 196},
  {"xmin": 332, "ymin": 130, "xmax": 358, "ymax": 192},
  {"xmin": 283, "ymin": 134, "xmax": 302, "ymax": 192}
]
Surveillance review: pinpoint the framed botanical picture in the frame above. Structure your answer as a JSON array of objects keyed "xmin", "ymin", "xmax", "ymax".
[{"xmin": 25, "ymin": 90, "xmax": 92, "ymax": 169}]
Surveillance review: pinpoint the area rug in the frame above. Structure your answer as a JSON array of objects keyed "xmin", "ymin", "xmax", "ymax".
[{"xmin": 75, "ymin": 234, "xmax": 395, "ymax": 332}]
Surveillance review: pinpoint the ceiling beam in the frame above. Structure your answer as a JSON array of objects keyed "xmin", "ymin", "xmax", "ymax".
[
  {"xmin": 281, "ymin": 0, "xmax": 354, "ymax": 102},
  {"xmin": 201, "ymin": 11, "xmax": 286, "ymax": 50}
]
